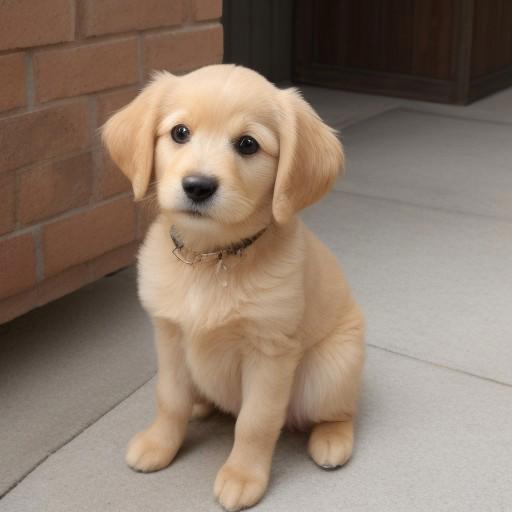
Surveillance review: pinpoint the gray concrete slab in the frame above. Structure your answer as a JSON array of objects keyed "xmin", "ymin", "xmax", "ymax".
[
  {"xmin": 393, "ymin": 101, "xmax": 512, "ymax": 126},
  {"xmin": 303, "ymin": 191, "xmax": 512, "ymax": 385},
  {"xmin": 336, "ymin": 109, "xmax": 512, "ymax": 221},
  {"xmin": 1, "ymin": 347, "xmax": 510, "ymax": 512},
  {"xmin": 458, "ymin": 86, "xmax": 512, "ymax": 118},
  {"xmin": 0, "ymin": 268, "xmax": 155, "ymax": 495},
  {"xmin": 299, "ymin": 84, "xmax": 398, "ymax": 128},
  {"xmin": 298, "ymin": 84, "xmax": 512, "ymax": 129}
]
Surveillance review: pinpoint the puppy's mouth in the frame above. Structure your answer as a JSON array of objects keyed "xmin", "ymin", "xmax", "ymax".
[
  {"xmin": 178, "ymin": 206, "xmax": 209, "ymax": 218},
  {"xmin": 183, "ymin": 209, "xmax": 203, "ymax": 217},
  {"xmin": 177, "ymin": 197, "xmax": 216, "ymax": 219}
]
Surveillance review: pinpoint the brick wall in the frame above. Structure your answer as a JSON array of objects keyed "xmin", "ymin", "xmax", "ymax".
[{"xmin": 0, "ymin": 0, "xmax": 223, "ymax": 324}]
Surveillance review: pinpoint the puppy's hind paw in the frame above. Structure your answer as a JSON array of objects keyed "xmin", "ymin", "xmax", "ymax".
[
  {"xmin": 308, "ymin": 420, "xmax": 354, "ymax": 469},
  {"xmin": 125, "ymin": 430, "xmax": 178, "ymax": 473}
]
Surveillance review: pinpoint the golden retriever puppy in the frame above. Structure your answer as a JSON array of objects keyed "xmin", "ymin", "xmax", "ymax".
[{"xmin": 103, "ymin": 64, "xmax": 364, "ymax": 511}]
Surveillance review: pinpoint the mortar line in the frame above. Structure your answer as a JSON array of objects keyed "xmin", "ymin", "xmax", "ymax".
[
  {"xmin": 24, "ymin": 51, "xmax": 35, "ymax": 109},
  {"xmin": 0, "ymin": 191, "xmax": 132, "ymax": 243},
  {"xmin": 32, "ymin": 225, "xmax": 44, "ymax": 282}
]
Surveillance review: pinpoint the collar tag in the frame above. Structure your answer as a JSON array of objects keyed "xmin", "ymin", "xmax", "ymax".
[{"xmin": 215, "ymin": 257, "xmax": 229, "ymax": 287}]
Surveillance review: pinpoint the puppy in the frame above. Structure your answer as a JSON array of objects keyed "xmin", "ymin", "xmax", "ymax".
[{"xmin": 103, "ymin": 64, "xmax": 364, "ymax": 511}]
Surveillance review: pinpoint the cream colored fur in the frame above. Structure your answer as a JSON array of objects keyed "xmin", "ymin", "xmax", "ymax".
[{"xmin": 102, "ymin": 64, "xmax": 364, "ymax": 511}]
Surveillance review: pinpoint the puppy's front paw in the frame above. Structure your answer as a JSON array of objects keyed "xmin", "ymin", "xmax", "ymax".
[
  {"xmin": 214, "ymin": 464, "xmax": 267, "ymax": 511},
  {"xmin": 125, "ymin": 430, "xmax": 178, "ymax": 472}
]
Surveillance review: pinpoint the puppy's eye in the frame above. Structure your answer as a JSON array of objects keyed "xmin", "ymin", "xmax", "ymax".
[
  {"xmin": 235, "ymin": 135, "xmax": 259, "ymax": 156},
  {"xmin": 171, "ymin": 124, "xmax": 190, "ymax": 144}
]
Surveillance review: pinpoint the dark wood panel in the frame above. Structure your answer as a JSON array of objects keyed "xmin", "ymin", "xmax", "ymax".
[
  {"xmin": 296, "ymin": 65, "xmax": 454, "ymax": 103},
  {"xmin": 452, "ymin": 0, "xmax": 474, "ymax": 103},
  {"xmin": 293, "ymin": 0, "xmax": 314, "ymax": 77},
  {"xmin": 469, "ymin": 65, "xmax": 512, "ymax": 101},
  {"xmin": 223, "ymin": 0, "xmax": 293, "ymax": 82},
  {"xmin": 250, "ymin": 0, "xmax": 273, "ymax": 78},
  {"xmin": 345, "ymin": 0, "xmax": 386, "ymax": 71},
  {"xmin": 471, "ymin": 0, "xmax": 512, "ymax": 78},
  {"xmin": 224, "ymin": 0, "xmax": 252, "ymax": 68},
  {"xmin": 312, "ymin": 0, "xmax": 347, "ymax": 67},
  {"xmin": 294, "ymin": 0, "xmax": 512, "ymax": 104},
  {"xmin": 500, "ymin": 1, "xmax": 512, "ymax": 70},
  {"xmin": 301, "ymin": 0, "xmax": 453, "ymax": 78},
  {"xmin": 412, "ymin": 0, "xmax": 456, "ymax": 80},
  {"xmin": 342, "ymin": 0, "xmax": 415, "ymax": 73},
  {"xmin": 383, "ymin": 0, "xmax": 415, "ymax": 74},
  {"xmin": 270, "ymin": 0, "xmax": 294, "ymax": 81},
  {"xmin": 471, "ymin": 0, "xmax": 497, "ymax": 77}
]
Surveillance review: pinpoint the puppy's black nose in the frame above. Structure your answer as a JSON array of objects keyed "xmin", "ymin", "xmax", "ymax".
[{"xmin": 182, "ymin": 174, "xmax": 218, "ymax": 202}]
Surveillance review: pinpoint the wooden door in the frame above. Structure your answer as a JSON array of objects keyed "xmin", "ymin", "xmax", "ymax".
[{"xmin": 294, "ymin": 0, "xmax": 512, "ymax": 104}]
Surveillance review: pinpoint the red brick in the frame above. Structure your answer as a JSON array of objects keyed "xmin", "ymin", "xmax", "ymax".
[
  {"xmin": 34, "ymin": 38, "xmax": 139, "ymax": 103},
  {"xmin": 0, "ymin": 173, "xmax": 16, "ymax": 235},
  {"xmin": 193, "ymin": 0, "xmax": 222, "ymax": 21},
  {"xmin": 96, "ymin": 86, "xmax": 139, "ymax": 127},
  {"xmin": 43, "ymin": 197, "xmax": 136, "ymax": 276},
  {"xmin": 0, "ymin": 233, "xmax": 37, "ymax": 299},
  {"xmin": 37, "ymin": 263, "xmax": 92, "ymax": 306},
  {"xmin": 0, "ymin": 102, "xmax": 90, "ymax": 174},
  {"xmin": 80, "ymin": 0, "xmax": 184, "ymax": 37},
  {"xmin": 0, "ymin": 288, "xmax": 37, "ymax": 325},
  {"xmin": 144, "ymin": 25, "xmax": 223, "ymax": 75},
  {"xmin": 0, "ymin": 53, "xmax": 26, "ymax": 112},
  {"xmin": 0, "ymin": 0, "xmax": 74, "ymax": 51},
  {"xmin": 100, "ymin": 152, "xmax": 132, "ymax": 198},
  {"xmin": 91, "ymin": 241, "xmax": 138, "ymax": 279},
  {"xmin": 19, "ymin": 153, "xmax": 93, "ymax": 225}
]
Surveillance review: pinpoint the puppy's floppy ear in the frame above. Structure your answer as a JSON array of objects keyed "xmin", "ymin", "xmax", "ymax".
[
  {"xmin": 272, "ymin": 88, "xmax": 344, "ymax": 224},
  {"xmin": 102, "ymin": 72, "xmax": 174, "ymax": 200}
]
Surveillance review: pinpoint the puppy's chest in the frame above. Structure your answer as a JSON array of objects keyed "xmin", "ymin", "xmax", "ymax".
[
  {"xmin": 153, "ymin": 266, "xmax": 247, "ymax": 332},
  {"xmin": 184, "ymin": 320, "xmax": 245, "ymax": 414},
  {"xmin": 141, "ymin": 254, "xmax": 299, "ymax": 336},
  {"xmin": 149, "ymin": 269, "xmax": 257, "ymax": 413}
]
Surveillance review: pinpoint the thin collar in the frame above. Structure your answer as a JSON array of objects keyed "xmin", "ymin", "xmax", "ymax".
[{"xmin": 170, "ymin": 224, "xmax": 267, "ymax": 265}]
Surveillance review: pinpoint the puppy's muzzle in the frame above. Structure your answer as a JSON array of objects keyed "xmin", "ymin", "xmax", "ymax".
[{"xmin": 182, "ymin": 174, "xmax": 218, "ymax": 203}]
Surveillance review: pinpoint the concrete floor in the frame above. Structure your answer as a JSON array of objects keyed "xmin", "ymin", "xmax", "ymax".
[{"xmin": 1, "ymin": 86, "xmax": 512, "ymax": 511}]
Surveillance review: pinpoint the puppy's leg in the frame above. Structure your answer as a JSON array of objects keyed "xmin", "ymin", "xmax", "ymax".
[
  {"xmin": 126, "ymin": 318, "xmax": 193, "ymax": 472},
  {"xmin": 214, "ymin": 351, "xmax": 298, "ymax": 511},
  {"xmin": 309, "ymin": 419, "xmax": 354, "ymax": 469},
  {"xmin": 296, "ymin": 311, "xmax": 364, "ymax": 469}
]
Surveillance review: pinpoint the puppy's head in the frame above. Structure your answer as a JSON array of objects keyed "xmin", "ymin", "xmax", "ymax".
[{"xmin": 102, "ymin": 65, "xmax": 343, "ymax": 239}]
